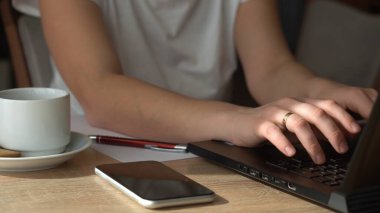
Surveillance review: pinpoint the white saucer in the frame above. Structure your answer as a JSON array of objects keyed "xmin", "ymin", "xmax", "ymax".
[{"xmin": 0, "ymin": 132, "xmax": 91, "ymax": 172}]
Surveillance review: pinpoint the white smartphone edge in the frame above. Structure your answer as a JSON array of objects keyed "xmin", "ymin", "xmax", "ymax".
[{"xmin": 94, "ymin": 167, "xmax": 216, "ymax": 209}]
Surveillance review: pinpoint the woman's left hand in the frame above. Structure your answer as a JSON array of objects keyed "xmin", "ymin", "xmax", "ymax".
[{"xmin": 310, "ymin": 79, "xmax": 378, "ymax": 120}]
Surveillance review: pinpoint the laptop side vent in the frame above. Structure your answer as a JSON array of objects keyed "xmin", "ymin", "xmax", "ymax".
[{"xmin": 347, "ymin": 186, "xmax": 380, "ymax": 213}]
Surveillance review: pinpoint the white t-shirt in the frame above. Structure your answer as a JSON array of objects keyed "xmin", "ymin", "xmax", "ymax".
[{"xmin": 13, "ymin": 0, "xmax": 247, "ymax": 114}]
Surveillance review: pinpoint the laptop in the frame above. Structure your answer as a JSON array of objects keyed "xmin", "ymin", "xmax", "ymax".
[{"xmin": 188, "ymin": 98, "xmax": 380, "ymax": 213}]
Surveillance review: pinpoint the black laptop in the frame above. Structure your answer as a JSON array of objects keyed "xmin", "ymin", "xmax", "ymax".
[{"xmin": 188, "ymin": 98, "xmax": 380, "ymax": 213}]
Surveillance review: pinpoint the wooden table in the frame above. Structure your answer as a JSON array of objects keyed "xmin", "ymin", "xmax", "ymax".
[{"xmin": 0, "ymin": 148, "xmax": 332, "ymax": 213}]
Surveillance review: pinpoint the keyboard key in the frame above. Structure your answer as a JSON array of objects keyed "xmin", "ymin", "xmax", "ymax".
[
  {"xmin": 311, "ymin": 177, "xmax": 331, "ymax": 183},
  {"xmin": 326, "ymin": 181, "xmax": 340, "ymax": 186},
  {"xmin": 265, "ymin": 160, "xmax": 290, "ymax": 170},
  {"xmin": 290, "ymin": 169, "xmax": 320, "ymax": 178}
]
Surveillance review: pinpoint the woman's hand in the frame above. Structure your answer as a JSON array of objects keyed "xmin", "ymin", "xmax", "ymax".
[
  {"xmin": 308, "ymin": 79, "xmax": 378, "ymax": 120},
  {"xmin": 224, "ymin": 97, "xmax": 365, "ymax": 165}
]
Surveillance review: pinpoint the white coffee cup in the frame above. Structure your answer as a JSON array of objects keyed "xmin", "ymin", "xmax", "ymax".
[{"xmin": 0, "ymin": 87, "xmax": 70, "ymax": 157}]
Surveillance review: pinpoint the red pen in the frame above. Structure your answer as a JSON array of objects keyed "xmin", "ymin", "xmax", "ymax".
[{"xmin": 89, "ymin": 135, "xmax": 187, "ymax": 153}]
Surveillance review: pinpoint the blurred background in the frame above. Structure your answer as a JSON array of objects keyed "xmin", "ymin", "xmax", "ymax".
[{"xmin": 0, "ymin": 9, "xmax": 11, "ymax": 91}]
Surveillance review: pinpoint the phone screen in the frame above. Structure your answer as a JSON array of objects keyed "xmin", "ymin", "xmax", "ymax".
[{"xmin": 95, "ymin": 161, "xmax": 215, "ymax": 206}]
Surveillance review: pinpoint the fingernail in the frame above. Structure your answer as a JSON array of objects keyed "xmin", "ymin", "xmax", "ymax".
[
  {"xmin": 351, "ymin": 122, "xmax": 361, "ymax": 133},
  {"xmin": 285, "ymin": 146, "xmax": 296, "ymax": 156},
  {"xmin": 340, "ymin": 142, "xmax": 348, "ymax": 153},
  {"xmin": 315, "ymin": 153, "xmax": 325, "ymax": 165}
]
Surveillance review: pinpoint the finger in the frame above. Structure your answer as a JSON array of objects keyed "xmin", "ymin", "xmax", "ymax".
[
  {"xmin": 365, "ymin": 88, "xmax": 378, "ymax": 103},
  {"xmin": 344, "ymin": 89, "xmax": 376, "ymax": 119},
  {"xmin": 280, "ymin": 98, "xmax": 348, "ymax": 154},
  {"xmin": 259, "ymin": 122, "xmax": 296, "ymax": 157},
  {"xmin": 284, "ymin": 113, "xmax": 326, "ymax": 164},
  {"xmin": 302, "ymin": 98, "xmax": 360, "ymax": 134}
]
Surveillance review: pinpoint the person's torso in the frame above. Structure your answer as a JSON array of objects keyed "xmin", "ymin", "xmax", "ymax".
[{"xmin": 91, "ymin": 0, "xmax": 244, "ymax": 100}]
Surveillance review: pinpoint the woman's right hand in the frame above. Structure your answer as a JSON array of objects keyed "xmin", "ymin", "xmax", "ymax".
[{"xmin": 223, "ymin": 97, "xmax": 361, "ymax": 165}]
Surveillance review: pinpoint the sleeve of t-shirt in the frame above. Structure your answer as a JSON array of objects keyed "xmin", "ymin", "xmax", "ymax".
[
  {"xmin": 12, "ymin": 0, "xmax": 101, "ymax": 17},
  {"xmin": 12, "ymin": 0, "xmax": 40, "ymax": 17}
]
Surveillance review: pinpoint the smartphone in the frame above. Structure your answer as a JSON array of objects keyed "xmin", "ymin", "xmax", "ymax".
[{"xmin": 95, "ymin": 161, "xmax": 215, "ymax": 209}]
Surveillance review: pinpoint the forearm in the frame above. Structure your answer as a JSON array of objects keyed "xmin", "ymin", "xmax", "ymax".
[
  {"xmin": 235, "ymin": 0, "xmax": 319, "ymax": 104},
  {"xmin": 235, "ymin": 0, "xmax": 356, "ymax": 105},
  {"xmin": 81, "ymin": 73, "xmax": 240, "ymax": 143},
  {"xmin": 246, "ymin": 60, "xmax": 316, "ymax": 104}
]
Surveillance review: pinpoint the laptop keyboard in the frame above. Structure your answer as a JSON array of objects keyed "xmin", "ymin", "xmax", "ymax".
[{"xmin": 266, "ymin": 156, "xmax": 349, "ymax": 187}]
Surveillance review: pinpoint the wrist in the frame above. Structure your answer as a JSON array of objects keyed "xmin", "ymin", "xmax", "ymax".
[
  {"xmin": 209, "ymin": 103, "xmax": 250, "ymax": 143},
  {"xmin": 307, "ymin": 77, "xmax": 343, "ymax": 99},
  {"xmin": 198, "ymin": 101, "xmax": 245, "ymax": 142}
]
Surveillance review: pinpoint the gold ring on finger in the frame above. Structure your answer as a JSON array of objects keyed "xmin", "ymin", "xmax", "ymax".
[{"xmin": 282, "ymin": 112, "xmax": 294, "ymax": 131}]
